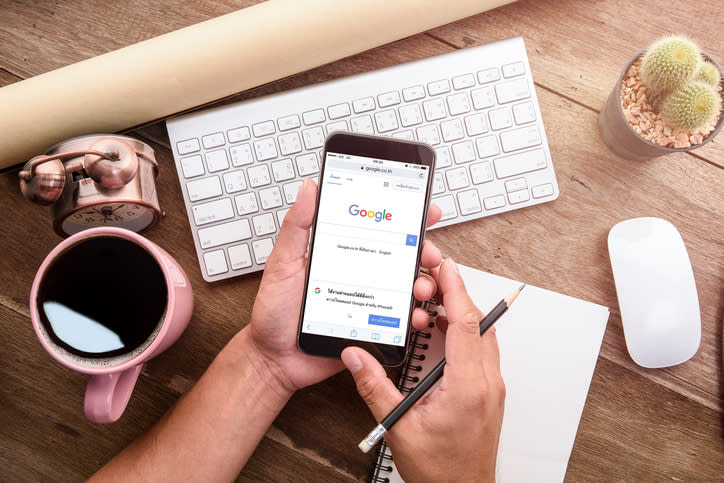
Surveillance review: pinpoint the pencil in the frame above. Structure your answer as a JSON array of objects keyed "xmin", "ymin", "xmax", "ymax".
[{"xmin": 357, "ymin": 283, "xmax": 526, "ymax": 453}]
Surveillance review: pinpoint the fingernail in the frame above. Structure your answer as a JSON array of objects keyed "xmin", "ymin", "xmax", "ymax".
[
  {"xmin": 446, "ymin": 257, "xmax": 459, "ymax": 274},
  {"xmin": 341, "ymin": 350, "xmax": 363, "ymax": 375}
]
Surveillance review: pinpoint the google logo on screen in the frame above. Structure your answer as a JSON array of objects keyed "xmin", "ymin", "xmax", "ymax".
[{"xmin": 348, "ymin": 204, "xmax": 391, "ymax": 222}]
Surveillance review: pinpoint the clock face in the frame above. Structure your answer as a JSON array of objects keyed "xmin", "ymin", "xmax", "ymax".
[{"xmin": 61, "ymin": 203, "xmax": 156, "ymax": 236}]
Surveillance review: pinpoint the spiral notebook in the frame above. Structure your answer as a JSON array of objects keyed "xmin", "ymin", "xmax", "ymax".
[{"xmin": 370, "ymin": 264, "xmax": 610, "ymax": 483}]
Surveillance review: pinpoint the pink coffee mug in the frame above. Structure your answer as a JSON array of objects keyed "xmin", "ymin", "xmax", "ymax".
[{"xmin": 29, "ymin": 227, "xmax": 193, "ymax": 423}]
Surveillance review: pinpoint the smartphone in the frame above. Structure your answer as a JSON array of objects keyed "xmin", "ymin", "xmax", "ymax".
[{"xmin": 297, "ymin": 132, "xmax": 435, "ymax": 366}]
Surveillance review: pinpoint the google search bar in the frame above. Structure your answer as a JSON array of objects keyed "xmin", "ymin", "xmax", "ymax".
[{"xmin": 316, "ymin": 222, "xmax": 416, "ymax": 247}]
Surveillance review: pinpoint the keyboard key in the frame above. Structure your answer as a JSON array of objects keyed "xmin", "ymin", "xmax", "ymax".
[
  {"xmin": 392, "ymin": 130, "xmax": 414, "ymax": 140},
  {"xmin": 181, "ymin": 155, "xmax": 205, "ymax": 178},
  {"xmin": 500, "ymin": 126, "xmax": 542, "ymax": 153},
  {"xmin": 477, "ymin": 67, "xmax": 500, "ymax": 84},
  {"xmin": 495, "ymin": 78, "xmax": 530, "ymax": 104},
  {"xmin": 271, "ymin": 159, "xmax": 296, "ymax": 182},
  {"xmin": 493, "ymin": 149, "xmax": 547, "ymax": 178},
  {"xmin": 532, "ymin": 183, "xmax": 555, "ymax": 198},
  {"xmin": 471, "ymin": 87, "xmax": 496, "ymax": 110},
  {"xmin": 484, "ymin": 194, "xmax": 506, "ymax": 210},
  {"xmin": 227, "ymin": 126, "xmax": 251, "ymax": 143},
  {"xmin": 187, "ymin": 176, "xmax": 222, "ymax": 202},
  {"xmin": 247, "ymin": 165, "xmax": 272, "ymax": 188},
  {"xmin": 502, "ymin": 61, "xmax": 525, "ymax": 78},
  {"xmin": 259, "ymin": 186, "xmax": 283, "ymax": 210},
  {"xmin": 402, "ymin": 85, "xmax": 425, "ymax": 101},
  {"xmin": 505, "ymin": 177, "xmax": 527, "ymax": 192},
  {"xmin": 353, "ymin": 97, "xmax": 375, "ymax": 113},
  {"xmin": 203, "ymin": 250, "xmax": 228, "ymax": 276},
  {"xmin": 434, "ymin": 146, "xmax": 452, "ymax": 169},
  {"xmin": 350, "ymin": 115, "xmax": 374, "ymax": 134},
  {"xmin": 253, "ymin": 138, "xmax": 278, "ymax": 161},
  {"xmin": 277, "ymin": 115, "xmax": 301, "ymax": 131},
  {"xmin": 303, "ymin": 109, "xmax": 326, "ymax": 125},
  {"xmin": 374, "ymin": 109, "xmax": 399, "ymax": 133},
  {"xmin": 235, "ymin": 192, "xmax": 259, "ymax": 215},
  {"xmin": 464, "ymin": 113, "xmax": 488, "ymax": 136},
  {"xmin": 476, "ymin": 135, "xmax": 499, "ymax": 158},
  {"xmin": 489, "ymin": 107, "xmax": 513, "ymax": 130},
  {"xmin": 508, "ymin": 189, "xmax": 530, "ymax": 204},
  {"xmin": 432, "ymin": 194, "xmax": 457, "ymax": 221},
  {"xmin": 229, "ymin": 244, "xmax": 253, "ymax": 270},
  {"xmin": 295, "ymin": 153, "xmax": 319, "ymax": 176},
  {"xmin": 278, "ymin": 132, "xmax": 303, "ymax": 156},
  {"xmin": 432, "ymin": 172, "xmax": 445, "ymax": 194},
  {"xmin": 223, "ymin": 170, "xmax": 247, "ymax": 193},
  {"xmin": 206, "ymin": 150, "xmax": 229, "ymax": 172},
  {"xmin": 252, "ymin": 212, "xmax": 276, "ymax": 236},
  {"xmin": 252, "ymin": 238, "xmax": 274, "ymax": 264},
  {"xmin": 252, "ymin": 120, "xmax": 276, "ymax": 137},
  {"xmin": 177, "ymin": 138, "xmax": 200, "ymax": 155},
  {"xmin": 427, "ymin": 79, "xmax": 450, "ymax": 96},
  {"xmin": 192, "ymin": 198, "xmax": 234, "ymax": 226},
  {"xmin": 440, "ymin": 118, "xmax": 464, "ymax": 142},
  {"xmin": 283, "ymin": 180, "xmax": 303, "ymax": 204},
  {"xmin": 230, "ymin": 144, "xmax": 254, "ymax": 166},
  {"xmin": 326, "ymin": 120, "xmax": 349, "ymax": 134},
  {"xmin": 470, "ymin": 161, "xmax": 494, "ymax": 184},
  {"xmin": 302, "ymin": 126, "xmax": 326, "ymax": 149},
  {"xmin": 423, "ymin": 98, "xmax": 447, "ymax": 121},
  {"xmin": 452, "ymin": 73, "xmax": 476, "ymax": 90},
  {"xmin": 452, "ymin": 141, "xmax": 476, "ymax": 164},
  {"xmin": 445, "ymin": 166, "xmax": 470, "ymax": 190},
  {"xmin": 198, "ymin": 219, "xmax": 252, "ymax": 249},
  {"xmin": 399, "ymin": 104, "xmax": 423, "ymax": 127},
  {"xmin": 377, "ymin": 91, "xmax": 401, "ymax": 107},
  {"xmin": 202, "ymin": 132, "xmax": 225, "ymax": 149},
  {"xmin": 446, "ymin": 92, "xmax": 471, "ymax": 116},
  {"xmin": 328, "ymin": 103, "xmax": 351, "ymax": 119},
  {"xmin": 416, "ymin": 124, "xmax": 441, "ymax": 145},
  {"xmin": 457, "ymin": 189, "xmax": 482, "ymax": 215},
  {"xmin": 513, "ymin": 101, "xmax": 537, "ymax": 124}
]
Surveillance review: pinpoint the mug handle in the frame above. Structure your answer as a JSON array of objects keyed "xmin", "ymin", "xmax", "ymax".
[{"xmin": 84, "ymin": 364, "xmax": 143, "ymax": 423}]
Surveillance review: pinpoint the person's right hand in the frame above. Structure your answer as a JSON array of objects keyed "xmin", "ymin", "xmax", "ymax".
[{"xmin": 341, "ymin": 258, "xmax": 506, "ymax": 482}]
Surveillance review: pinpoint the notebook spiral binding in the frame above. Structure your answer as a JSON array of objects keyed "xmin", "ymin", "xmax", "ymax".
[{"xmin": 368, "ymin": 299, "xmax": 441, "ymax": 483}]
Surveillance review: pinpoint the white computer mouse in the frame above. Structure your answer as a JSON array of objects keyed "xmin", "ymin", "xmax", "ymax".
[{"xmin": 607, "ymin": 217, "xmax": 701, "ymax": 368}]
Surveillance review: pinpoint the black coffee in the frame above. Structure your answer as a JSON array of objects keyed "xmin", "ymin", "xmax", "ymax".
[{"xmin": 37, "ymin": 235, "xmax": 168, "ymax": 358}]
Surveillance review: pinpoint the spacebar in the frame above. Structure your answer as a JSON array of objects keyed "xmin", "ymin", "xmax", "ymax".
[{"xmin": 493, "ymin": 149, "xmax": 547, "ymax": 178}]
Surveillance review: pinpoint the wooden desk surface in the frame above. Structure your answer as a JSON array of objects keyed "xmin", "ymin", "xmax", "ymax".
[{"xmin": 1, "ymin": 0, "xmax": 722, "ymax": 480}]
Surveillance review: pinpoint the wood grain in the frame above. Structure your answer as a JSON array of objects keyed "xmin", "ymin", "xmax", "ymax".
[{"xmin": 0, "ymin": 0, "xmax": 722, "ymax": 481}]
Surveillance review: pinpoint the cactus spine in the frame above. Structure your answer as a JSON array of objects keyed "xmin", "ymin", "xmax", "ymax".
[{"xmin": 662, "ymin": 82, "xmax": 722, "ymax": 131}]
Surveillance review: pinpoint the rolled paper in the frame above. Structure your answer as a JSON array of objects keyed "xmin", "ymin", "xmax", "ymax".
[{"xmin": 0, "ymin": 0, "xmax": 514, "ymax": 169}]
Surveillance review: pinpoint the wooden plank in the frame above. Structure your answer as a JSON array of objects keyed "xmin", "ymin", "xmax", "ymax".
[
  {"xmin": 426, "ymin": 0, "xmax": 724, "ymax": 167},
  {"xmin": 568, "ymin": 357, "xmax": 724, "ymax": 480}
]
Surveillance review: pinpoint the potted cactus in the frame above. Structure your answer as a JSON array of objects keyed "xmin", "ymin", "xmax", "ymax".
[{"xmin": 599, "ymin": 35, "xmax": 723, "ymax": 160}]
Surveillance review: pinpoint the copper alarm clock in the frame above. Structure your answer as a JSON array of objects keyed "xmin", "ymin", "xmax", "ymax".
[{"xmin": 19, "ymin": 134, "xmax": 162, "ymax": 236}]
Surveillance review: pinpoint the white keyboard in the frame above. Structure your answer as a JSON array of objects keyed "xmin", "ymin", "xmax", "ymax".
[{"xmin": 167, "ymin": 36, "xmax": 559, "ymax": 282}]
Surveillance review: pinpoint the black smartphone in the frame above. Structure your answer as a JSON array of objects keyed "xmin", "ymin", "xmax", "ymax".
[{"xmin": 297, "ymin": 132, "xmax": 435, "ymax": 366}]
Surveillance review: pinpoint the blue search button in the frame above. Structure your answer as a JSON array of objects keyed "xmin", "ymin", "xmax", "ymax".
[
  {"xmin": 406, "ymin": 234, "xmax": 418, "ymax": 246},
  {"xmin": 368, "ymin": 314, "xmax": 400, "ymax": 328}
]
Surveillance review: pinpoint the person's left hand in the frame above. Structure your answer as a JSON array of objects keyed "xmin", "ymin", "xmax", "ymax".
[{"xmin": 246, "ymin": 179, "xmax": 442, "ymax": 394}]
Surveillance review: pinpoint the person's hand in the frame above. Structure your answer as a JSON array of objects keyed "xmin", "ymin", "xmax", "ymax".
[
  {"xmin": 246, "ymin": 179, "xmax": 443, "ymax": 395},
  {"xmin": 341, "ymin": 258, "xmax": 505, "ymax": 482}
]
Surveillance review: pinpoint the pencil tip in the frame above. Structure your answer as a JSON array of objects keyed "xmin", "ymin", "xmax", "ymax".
[{"xmin": 519, "ymin": 283, "xmax": 527, "ymax": 292}]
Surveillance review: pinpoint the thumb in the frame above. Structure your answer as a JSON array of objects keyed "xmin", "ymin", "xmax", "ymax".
[{"xmin": 342, "ymin": 347, "xmax": 403, "ymax": 422}]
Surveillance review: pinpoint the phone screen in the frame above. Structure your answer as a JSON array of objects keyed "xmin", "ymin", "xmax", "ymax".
[{"xmin": 298, "ymin": 133, "xmax": 434, "ymax": 365}]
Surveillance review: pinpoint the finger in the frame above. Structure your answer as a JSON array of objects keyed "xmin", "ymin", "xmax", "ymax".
[
  {"xmin": 434, "ymin": 258, "xmax": 487, "ymax": 372},
  {"xmin": 420, "ymin": 239, "xmax": 442, "ymax": 269},
  {"xmin": 411, "ymin": 306, "xmax": 432, "ymax": 330},
  {"xmin": 267, "ymin": 179, "xmax": 317, "ymax": 266},
  {"xmin": 341, "ymin": 347, "xmax": 404, "ymax": 422},
  {"xmin": 412, "ymin": 271, "xmax": 436, "ymax": 302},
  {"xmin": 426, "ymin": 203, "xmax": 442, "ymax": 228}
]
